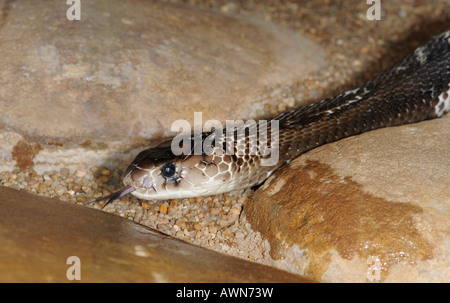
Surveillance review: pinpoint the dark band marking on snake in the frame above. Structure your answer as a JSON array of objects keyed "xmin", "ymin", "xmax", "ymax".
[{"xmin": 93, "ymin": 30, "xmax": 450, "ymax": 208}]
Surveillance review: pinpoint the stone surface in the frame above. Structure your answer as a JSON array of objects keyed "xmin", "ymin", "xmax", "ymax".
[
  {"xmin": 0, "ymin": 0, "xmax": 327, "ymax": 173},
  {"xmin": 0, "ymin": 186, "xmax": 312, "ymax": 282},
  {"xmin": 245, "ymin": 114, "xmax": 450, "ymax": 282}
]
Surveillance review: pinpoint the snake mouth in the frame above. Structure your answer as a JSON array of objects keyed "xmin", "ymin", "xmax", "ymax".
[{"xmin": 91, "ymin": 185, "xmax": 136, "ymax": 209}]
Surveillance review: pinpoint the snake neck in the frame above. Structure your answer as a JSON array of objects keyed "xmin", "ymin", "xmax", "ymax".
[
  {"xmin": 271, "ymin": 30, "xmax": 450, "ymax": 165},
  {"xmin": 207, "ymin": 31, "xmax": 450, "ymax": 190}
]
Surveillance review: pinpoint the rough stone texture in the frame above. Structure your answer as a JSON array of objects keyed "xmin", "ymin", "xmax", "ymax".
[
  {"xmin": 245, "ymin": 115, "xmax": 450, "ymax": 282},
  {"xmin": 0, "ymin": 0, "xmax": 327, "ymax": 173},
  {"xmin": 0, "ymin": 186, "xmax": 312, "ymax": 282}
]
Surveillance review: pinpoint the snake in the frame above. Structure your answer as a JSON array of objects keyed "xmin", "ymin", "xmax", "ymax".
[{"xmin": 94, "ymin": 30, "xmax": 450, "ymax": 208}]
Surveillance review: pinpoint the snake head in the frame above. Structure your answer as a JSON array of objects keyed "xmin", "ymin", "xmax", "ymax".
[
  {"xmin": 122, "ymin": 142, "xmax": 239, "ymax": 200},
  {"xmin": 94, "ymin": 134, "xmax": 253, "ymax": 206}
]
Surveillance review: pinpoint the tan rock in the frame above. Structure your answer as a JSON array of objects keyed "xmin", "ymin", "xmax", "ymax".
[
  {"xmin": 245, "ymin": 115, "xmax": 450, "ymax": 282},
  {"xmin": 0, "ymin": 186, "xmax": 312, "ymax": 282},
  {"xmin": 0, "ymin": 0, "xmax": 327, "ymax": 173}
]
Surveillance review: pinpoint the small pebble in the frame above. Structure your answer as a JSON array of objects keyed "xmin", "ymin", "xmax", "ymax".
[
  {"xmin": 101, "ymin": 169, "xmax": 111, "ymax": 176},
  {"xmin": 223, "ymin": 228, "xmax": 234, "ymax": 239},
  {"xmin": 141, "ymin": 201, "xmax": 151, "ymax": 210},
  {"xmin": 235, "ymin": 231, "xmax": 245, "ymax": 239},
  {"xmin": 229, "ymin": 206, "xmax": 241, "ymax": 217},
  {"xmin": 158, "ymin": 204, "xmax": 168, "ymax": 214},
  {"xmin": 210, "ymin": 207, "xmax": 220, "ymax": 215},
  {"xmin": 169, "ymin": 199, "xmax": 178, "ymax": 208},
  {"xmin": 97, "ymin": 175, "xmax": 110, "ymax": 184},
  {"xmin": 38, "ymin": 183, "xmax": 47, "ymax": 193},
  {"xmin": 75, "ymin": 196, "xmax": 87, "ymax": 203},
  {"xmin": 193, "ymin": 223, "xmax": 202, "ymax": 231},
  {"xmin": 75, "ymin": 170, "xmax": 86, "ymax": 178}
]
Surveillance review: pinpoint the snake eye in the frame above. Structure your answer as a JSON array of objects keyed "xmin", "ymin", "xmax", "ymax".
[{"xmin": 161, "ymin": 162, "xmax": 176, "ymax": 179}]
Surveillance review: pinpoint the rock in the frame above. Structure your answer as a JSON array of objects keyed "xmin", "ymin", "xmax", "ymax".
[
  {"xmin": 245, "ymin": 114, "xmax": 450, "ymax": 282},
  {"xmin": 0, "ymin": 186, "xmax": 312, "ymax": 282},
  {"xmin": 0, "ymin": 0, "xmax": 327, "ymax": 173}
]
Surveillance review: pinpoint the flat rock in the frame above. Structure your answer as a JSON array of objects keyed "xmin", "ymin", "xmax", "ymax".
[
  {"xmin": 0, "ymin": 0, "xmax": 327, "ymax": 173},
  {"xmin": 245, "ymin": 115, "xmax": 450, "ymax": 282},
  {"xmin": 0, "ymin": 186, "xmax": 312, "ymax": 282}
]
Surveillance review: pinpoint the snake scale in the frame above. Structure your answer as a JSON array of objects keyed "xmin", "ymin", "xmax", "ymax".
[{"xmin": 95, "ymin": 30, "xmax": 450, "ymax": 207}]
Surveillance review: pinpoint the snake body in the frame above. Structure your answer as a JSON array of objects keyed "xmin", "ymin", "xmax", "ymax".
[{"xmin": 97, "ymin": 30, "xmax": 450, "ymax": 206}]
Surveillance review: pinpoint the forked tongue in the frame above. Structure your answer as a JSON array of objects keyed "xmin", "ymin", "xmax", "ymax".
[{"xmin": 90, "ymin": 185, "xmax": 135, "ymax": 209}]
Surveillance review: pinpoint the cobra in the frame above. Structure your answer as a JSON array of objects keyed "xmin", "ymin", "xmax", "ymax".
[{"xmin": 94, "ymin": 30, "xmax": 450, "ymax": 208}]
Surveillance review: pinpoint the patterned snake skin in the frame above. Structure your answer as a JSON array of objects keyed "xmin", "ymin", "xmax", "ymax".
[{"xmin": 95, "ymin": 30, "xmax": 450, "ymax": 207}]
